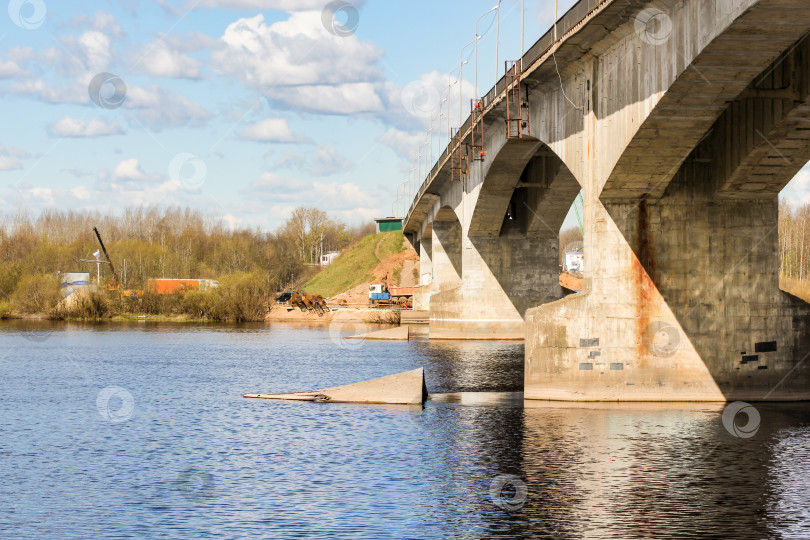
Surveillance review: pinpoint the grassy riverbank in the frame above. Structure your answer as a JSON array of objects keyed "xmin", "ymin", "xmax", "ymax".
[{"xmin": 303, "ymin": 232, "xmax": 405, "ymax": 298}]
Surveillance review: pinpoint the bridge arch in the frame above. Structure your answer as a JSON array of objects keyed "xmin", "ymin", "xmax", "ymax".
[
  {"xmin": 468, "ymin": 139, "xmax": 582, "ymax": 239},
  {"xmin": 597, "ymin": 1, "xmax": 810, "ymax": 201}
]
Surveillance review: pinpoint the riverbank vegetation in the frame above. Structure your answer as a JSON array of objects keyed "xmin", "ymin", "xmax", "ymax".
[
  {"xmin": 779, "ymin": 201, "xmax": 810, "ymax": 302},
  {"xmin": 0, "ymin": 206, "xmax": 374, "ymax": 321}
]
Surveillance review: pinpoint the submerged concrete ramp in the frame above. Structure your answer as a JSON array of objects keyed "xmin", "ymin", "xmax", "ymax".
[
  {"xmin": 347, "ymin": 325, "xmax": 409, "ymax": 340},
  {"xmin": 243, "ymin": 367, "xmax": 427, "ymax": 405}
]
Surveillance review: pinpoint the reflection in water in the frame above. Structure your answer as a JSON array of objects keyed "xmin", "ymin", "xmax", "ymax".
[
  {"xmin": 1, "ymin": 321, "xmax": 809, "ymax": 538},
  {"xmin": 415, "ymin": 339, "xmax": 524, "ymax": 393}
]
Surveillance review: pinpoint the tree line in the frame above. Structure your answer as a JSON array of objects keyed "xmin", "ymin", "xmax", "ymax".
[
  {"xmin": 0, "ymin": 206, "xmax": 374, "ymax": 319},
  {"xmin": 780, "ymin": 200, "xmax": 810, "ymax": 300}
]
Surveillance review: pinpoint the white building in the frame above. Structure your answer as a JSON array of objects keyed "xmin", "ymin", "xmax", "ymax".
[
  {"xmin": 564, "ymin": 251, "xmax": 584, "ymax": 273},
  {"xmin": 320, "ymin": 251, "xmax": 341, "ymax": 266}
]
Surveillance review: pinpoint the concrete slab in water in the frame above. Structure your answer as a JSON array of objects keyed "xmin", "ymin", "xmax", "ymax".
[
  {"xmin": 244, "ymin": 367, "xmax": 426, "ymax": 405},
  {"xmin": 347, "ymin": 325, "xmax": 409, "ymax": 341}
]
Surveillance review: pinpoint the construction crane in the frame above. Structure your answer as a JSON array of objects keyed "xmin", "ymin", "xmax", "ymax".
[
  {"xmin": 572, "ymin": 190, "xmax": 585, "ymax": 236},
  {"xmin": 93, "ymin": 227, "xmax": 121, "ymax": 291}
]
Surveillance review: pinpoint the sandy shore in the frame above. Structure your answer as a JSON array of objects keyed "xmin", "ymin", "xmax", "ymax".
[{"xmin": 265, "ymin": 306, "xmax": 400, "ymax": 324}]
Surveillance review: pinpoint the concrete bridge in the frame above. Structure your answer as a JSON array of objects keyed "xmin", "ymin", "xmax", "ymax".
[{"xmin": 403, "ymin": 0, "xmax": 810, "ymax": 400}]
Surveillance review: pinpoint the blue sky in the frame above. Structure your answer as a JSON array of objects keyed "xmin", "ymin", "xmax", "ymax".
[{"xmin": 0, "ymin": 0, "xmax": 807, "ymax": 232}]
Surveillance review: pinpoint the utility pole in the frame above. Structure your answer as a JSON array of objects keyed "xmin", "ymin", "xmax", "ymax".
[
  {"xmin": 521, "ymin": 0, "xmax": 524, "ymax": 69},
  {"xmin": 554, "ymin": 0, "xmax": 558, "ymax": 41}
]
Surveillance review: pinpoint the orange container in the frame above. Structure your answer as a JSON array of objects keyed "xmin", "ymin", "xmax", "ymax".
[
  {"xmin": 388, "ymin": 286, "xmax": 419, "ymax": 296},
  {"xmin": 148, "ymin": 279, "xmax": 201, "ymax": 295}
]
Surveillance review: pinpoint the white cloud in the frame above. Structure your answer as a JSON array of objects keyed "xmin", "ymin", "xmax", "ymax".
[
  {"xmin": 245, "ymin": 170, "xmax": 378, "ymax": 212},
  {"xmin": 113, "ymin": 158, "xmax": 151, "ymax": 181},
  {"xmin": 51, "ymin": 116, "xmax": 123, "ymax": 137},
  {"xmin": 211, "ymin": 13, "xmax": 384, "ymax": 114},
  {"xmin": 240, "ymin": 118, "xmax": 302, "ymax": 142},
  {"xmin": 96, "ymin": 158, "xmax": 161, "ymax": 187},
  {"xmin": 124, "ymin": 85, "xmax": 211, "ymax": 131},
  {"xmin": 135, "ymin": 41, "xmax": 202, "ymax": 79},
  {"xmin": 273, "ymin": 83, "xmax": 383, "ymax": 115},
  {"xmin": 307, "ymin": 146, "xmax": 354, "ymax": 176},
  {"xmin": 248, "ymin": 172, "xmax": 309, "ymax": 195},
  {"xmin": 0, "ymin": 145, "xmax": 30, "ymax": 171},
  {"xmin": 379, "ymin": 128, "xmax": 427, "ymax": 159},
  {"xmin": 274, "ymin": 145, "xmax": 354, "ymax": 176},
  {"xmin": 71, "ymin": 185, "xmax": 92, "ymax": 200},
  {"xmin": 132, "ymin": 33, "xmax": 215, "ymax": 79},
  {"xmin": 311, "ymin": 180, "xmax": 378, "ymax": 210},
  {"xmin": 187, "ymin": 0, "xmax": 360, "ymax": 10},
  {"xmin": 3, "ymin": 31, "xmax": 111, "ymax": 81},
  {"xmin": 10, "ymin": 179, "xmax": 211, "ymax": 216},
  {"xmin": 63, "ymin": 11, "xmax": 124, "ymax": 39},
  {"xmin": 0, "ymin": 60, "xmax": 25, "ymax": 78},
  {"xmin": 0, "ymin": 156, "xmax": 22, "ymax": 171},
  {"xmin": 7, "ymin": 78, "xmax": 87, "ymax": 104},
  {"xmin": 62, "ymin": 168, "xmax": 92, "ymax": 178}
]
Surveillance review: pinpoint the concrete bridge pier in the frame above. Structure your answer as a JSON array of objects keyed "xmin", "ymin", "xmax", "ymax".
[
  {"xmin": 428, "ymin": 217, "xmax": 526, "ymax": 339},
  {"xmin": 525, "ymin": 19, "xmax": 810, "ymax": 400},
  {"xmin": 426, "ymin": 205, "xmax": 564, "ymax": 339},
  {"xmin": 526, "ymin": 187, "xmax": 810, "ymax": 401}
]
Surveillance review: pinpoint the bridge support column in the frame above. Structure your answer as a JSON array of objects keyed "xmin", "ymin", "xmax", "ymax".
[
  {"xmin": 525, "ymin": 182, "xmax": 810, "ymax": 401},
  {"xmin": 429, "ymin": 227, "xmax": 561, "ymax": 340},
  {"xmin": 412, "ymin": 235, "xmax": 433, "ymax": 311},
  {"xmin": 428, "ymin": 217, "xmax": 464, "ymax": 337}
]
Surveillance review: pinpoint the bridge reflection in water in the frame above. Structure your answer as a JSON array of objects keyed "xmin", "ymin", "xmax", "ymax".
[{"xmin": 419, "ymin": 395, "xmax": 810, "ymax": 538}]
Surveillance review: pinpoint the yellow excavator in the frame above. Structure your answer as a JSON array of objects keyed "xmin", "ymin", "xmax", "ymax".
[{"xmin": 276, "ymin": 291, "xmax": 330, "ymax": 316}]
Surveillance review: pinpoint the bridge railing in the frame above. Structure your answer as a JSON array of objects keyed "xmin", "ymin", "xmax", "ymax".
[{"xmin": 405, "ymin": 0, "xmax": 611, "ymax": 226}]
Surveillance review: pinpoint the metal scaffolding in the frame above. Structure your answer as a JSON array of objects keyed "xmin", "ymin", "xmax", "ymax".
[
  {"xmin": 471, "ymin": 99, "xmax": 485, "ymax": 162},
  {"xmin": 450, "ymin": 128, "xmax": 468, "ymax": 182},
  {"xmin": 505, "ymin": 60, "xmax": 530, "ymax": 139}
]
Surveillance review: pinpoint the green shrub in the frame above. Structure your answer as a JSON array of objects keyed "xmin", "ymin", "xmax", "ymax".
[
  {"xmin": 207, "ymin": 271, "xmax": 271, "ymax": 322},
  {"xmin": 51, "ymin": 289, "xmax": 111, "ymax": 320},
  {"xmin": 11, "ymin": 273, "xmax": 61, "ymax": 314},
  {"xmin": 140, "ymin": 292, "xmax": 184, "ymax": 315},
  {"xmin": 181, "ymin": 289, "xmax": 219, "ymax": 318}
]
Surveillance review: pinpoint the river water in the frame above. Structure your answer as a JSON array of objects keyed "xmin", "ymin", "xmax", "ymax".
[{"xmin": 1, "ymin": 320, "xmax": 810, "ymax": 539}]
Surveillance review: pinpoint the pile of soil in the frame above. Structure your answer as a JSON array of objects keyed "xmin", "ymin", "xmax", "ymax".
[
  {"xmin": 327, "ymin": 246, "xmax": 419, "ymax": 306},
  {"xmin": 560, "ymin": 272, "xmax": 584, "ymax": 291}
]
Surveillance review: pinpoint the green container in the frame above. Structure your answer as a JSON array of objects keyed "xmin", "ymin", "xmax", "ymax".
[{"xmin": 375, "ymin": 218, "xmax": 402, "ymax": 233}]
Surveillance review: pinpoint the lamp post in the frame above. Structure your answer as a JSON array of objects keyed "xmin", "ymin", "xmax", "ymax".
[
  {"xmin": 521, "ymin": 0, "xmax": 524, "ymax": 69},
  {"xmin": 427, "ymin": 120, "xmax": 434, "ymax": 171},
  {"xmin": 438, "ymin": 95, "xmax": 448, "ymax": 149},
  {"xmin": 475, "ymin": 4, "xmax": 499, "ymax": 98},
  {"xmin": 446, "ymin": 77, "xmax": 453, "ymax": 138},
  {"xmin": 495, "ymin": 0, "xmax": 501, "ymax": 86},
  {"xmin": 554, "ymin": 0, "xmax": 558, "ymax": 41},
  {"xmin": 419, "ymin": 139, "xmax": 428, "ymax": 183},
  {"xmin": 400, "ymin": 179, "xmax": 409, "ymax": 217},
  {"xmin": 459, "ymin": 36, "xmax": 476, "ymax": 126}
]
